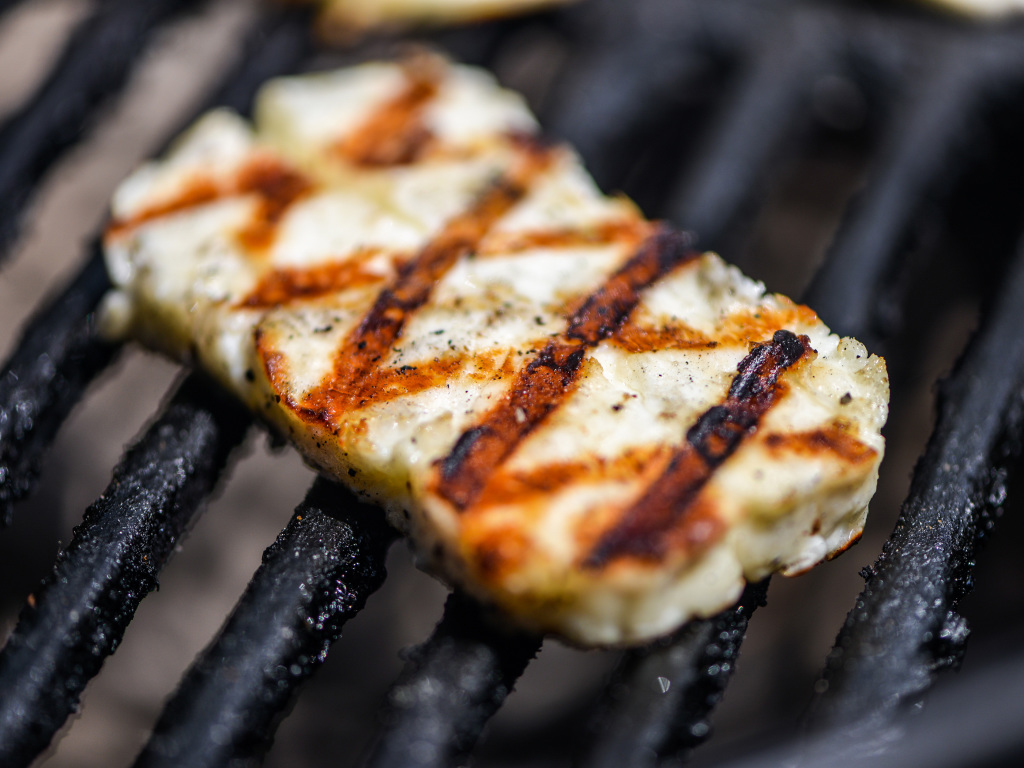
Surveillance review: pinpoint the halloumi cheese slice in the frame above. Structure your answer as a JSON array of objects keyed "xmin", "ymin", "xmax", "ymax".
[{"xmin": 101, "ymin": 58, "xmax": 888, "ymax": 646}]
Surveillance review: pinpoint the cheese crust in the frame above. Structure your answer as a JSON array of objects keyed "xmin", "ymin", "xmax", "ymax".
[{"xmin": 101, "ymin": 58, "xmax": 888, "ymax": 646}]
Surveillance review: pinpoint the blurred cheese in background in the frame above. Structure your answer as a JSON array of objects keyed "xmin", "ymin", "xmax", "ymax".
[
  {"xmin": 300, "ymin": 0, "xmax": 579, "ymax": 37},
  {"xmin": 913, "ymin": 0, "xmax": 1024, "ymax": 16}
]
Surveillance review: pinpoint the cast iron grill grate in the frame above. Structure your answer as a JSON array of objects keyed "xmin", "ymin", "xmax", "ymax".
[{"xmin": 2, "ymin": 1, "xmax": 1024, "ymax": 766}]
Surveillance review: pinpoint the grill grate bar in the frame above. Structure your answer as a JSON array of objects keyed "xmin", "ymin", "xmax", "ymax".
[
  {"xmin": 543, "ymin": 0, "xmax": 750, "ymax": 194},
  {"xmin": 803, "ymin": 222, "xmax": 1024, "ymax": 740},
  {"xmin": 0, "ymin": 373, "xmax": 250, "ymax": 767},
  {"xmin": 204, "ymin": 5, "xmax": 315, "ymax": 118},
  {"xmin": 713, "ymin": 621, "xmax": 1024, "ymax": 768},
  {"xmin": 0, "ymin": 244, "xmax": 116, "ymax": 525},
  {"xmin": 665, "ymin": 10, "xmax": 838, "ymax": 256},
  {"xmin": 577, "ymin": 580, "xmax": 767, "ymax": 768},
  {"xmin": 0, "ymin": 1, "xmax": 25, "ymax": 20},
  {"xmin": 802, "ymin": 32, "xmax": 1024, "ymax": 348},
  {"xmin": 361, "ymin": 592, "xmax": 542, "ymax": 768},
  {"xmin": 0, "ymin": 0, "xmax": 210, "ymax": 263},
  {"xmin": 134, "ymin": 477, "xmax": 396, "ymax": 768},
  {"xmin": 0, "ymin": 2, "xmax": 315, "ymax": 531}
]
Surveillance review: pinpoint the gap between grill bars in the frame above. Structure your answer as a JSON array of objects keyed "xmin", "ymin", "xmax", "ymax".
[{"xmin": 2, "ymin": 1, "xmax": 1024, "ymax": 767}]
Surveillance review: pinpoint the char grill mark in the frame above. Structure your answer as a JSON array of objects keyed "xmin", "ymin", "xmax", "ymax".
[
  {"xmin": 612, "ymin": 303, "xmax": 819, "ymax": 352},
  {"xmin": 435, "ymin": 228, "xmax": 697, "ymax": 511},
  {"xmin": 239, "ymin": 248, "xmax": 402, "ymax": 308},
  {"xmin": 334, "ymin": 61, "xmax": 442, "ymax": 167},
  {"xmin": 232, "ymin": 156, "xmax": 316, "ymax": 251},
  {"xmin": 585, "ymin": 330, "xmax": 813, "ymax": 567},
  {"xmin": 105, "ymin": 154, "xmax": 313, "ymax": 252},
  {"xmin": 477, "ymin": 218, "xmax": 650, "ymax": 256},
  {"xmin": 274, "ymin": 143, "xmax": 553, "ymax": 421},
  {"xmin": 762, "ymin": 425, "xmax": 878, "ymax": 466}
]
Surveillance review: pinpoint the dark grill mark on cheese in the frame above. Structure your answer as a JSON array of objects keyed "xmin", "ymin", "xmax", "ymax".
[
  {"xmin": 267, "ymin": 143, "xmax": 552, "ymax": 423},
  {"xmin": 435, "ymin": 228, "xmax": 698, "ymax": 511},
  {"xmin": 335, "ymin": 62, "xmax": 441, "ymax": 167},
  {"xmin": 584, "ymin": 330, "xmax": 813, "ymax": 568},
  {"xmin": 239, "ymin": 248, "xmax": 400, "ymax": 308},
  {"xmin": 105, "ymin": 154, "xmax": 313, "ymax": 251},
  {"xmin": 437, "ymin": 342, "xmax": 588, "ymax": 510}
]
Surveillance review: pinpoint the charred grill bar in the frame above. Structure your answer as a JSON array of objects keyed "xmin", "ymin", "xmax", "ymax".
[
  {"xmin": 0, "ymin": 246, "xmax": 116, "ymax": 524},
  {"xmin": 2, "ymin": 1, "xmax": 1024, "ymax": 767},
  {"xmin": 362, "ymin": 593, "xmax": 541, "ymax": 768},
  {"xmin": 135, "ymin": 478, "xmax": 396, "ymax": 768},
  {"xmin": 0, "ymin": 0, "xmax": 210, "ymax": 261},
  {"xmin": 0, "ymin": 373, "xmax": 251, "ymax": 767}
]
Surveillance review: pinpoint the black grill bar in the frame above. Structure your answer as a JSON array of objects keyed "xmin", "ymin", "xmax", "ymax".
[
  {"xmin": 803, "ymin": 224, "xmax": 1024, "ymax": 740},
  {"xmin": 577, "ymin": 580, "xmax": 767, "ymax": 768},
  {"xmin": 665, "ymin": 11, "xmax": 837, "ymax": 256},
  {"xmin": 0, "ymin": 0, "xmax": 210, "ymax": 263},
  {"xmin": 204, "ymin": 5, "xmax": 315, "ymax": 118},
  {"xmin": 802, "ymin": 34, "xmax": 1024, "ymax": 349},
  {"xmin": 0, "ymin": 373, "xmax": 250, "ymax": 767},
  {"xmin": 0, "ymin": 4, "xmax": 314, "ymax": 530},
  {"xmin": 544, "ymin": 0, "xmax": 750, "ymax": 193},
  {"xmin": 0, "ymin": 244, "xmax": 116, "ymax": 525},
  {"xmin": 713, "ymin": 632, "xmax": 1024, "ymax": 768},
  {"xmin": 361, "ymin": 592, "xmax": 541, "ymax": 768},
  {"xmin": 134, "ymin": 477, "xmax": 396, "ymax": 768}
]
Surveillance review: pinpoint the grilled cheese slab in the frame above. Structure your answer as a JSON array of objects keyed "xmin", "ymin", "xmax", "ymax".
[{"xmin": 101, "ymin": 58, "xmax": 888, "ymax": 645}]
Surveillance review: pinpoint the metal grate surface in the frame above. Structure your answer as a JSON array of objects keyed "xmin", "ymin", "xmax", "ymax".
[{"xmin": 2, "ymin": 1, "xmax": 1024, "ymax": 767}]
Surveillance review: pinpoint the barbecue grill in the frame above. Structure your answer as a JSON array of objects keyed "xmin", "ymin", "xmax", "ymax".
[{"xmin": 3, "ymin": 0, "xmax": 1024, "ymax": 766}]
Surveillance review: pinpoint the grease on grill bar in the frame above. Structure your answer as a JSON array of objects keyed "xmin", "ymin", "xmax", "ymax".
[{"xmin": 2, "ymin": 1, "xmax": 1024, "ymax": 767}]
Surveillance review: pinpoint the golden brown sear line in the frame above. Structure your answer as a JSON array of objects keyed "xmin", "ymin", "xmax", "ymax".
[
  {"xmin": 478, "ymin": 217, "xmax": 652, "ymax": 256},
  {"xmin": 585, "ymin": 329, "xmax": 813, "ymax": 568},
  {"xmin": 474, "ymin": 446, "xmax": 672, "ymax": 508},
  {"xmin": 233, "ymin": 155, "xmax": 316, "ymax": 251},
  {"xmin": 434, "ymin": 227, "xmax": 698, "ymax": 511},
  {"xmin": 105, "ymin": 153, "xmax": 313, "ymax": 249},
  {"xmin": 238, "ymin": 248, "xmax": 400, "ymax": 309},
  {"xmin": 763, "ymin": 424, "xmax": 878, "ymax": 465},
  {"xmin": 612, "ymin": 303, "xmax": 820, "ymax": 353},
  {"xmin": 106, "ymin": 177, "xmax": 220, "ymax": 239},
  {"xmin": 268, "ymin": 142, "xmax": 553, "ymax": 425},
  {"xmin": 334, "ymin": 60, "xmax": 442, "ymax": 167}
]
